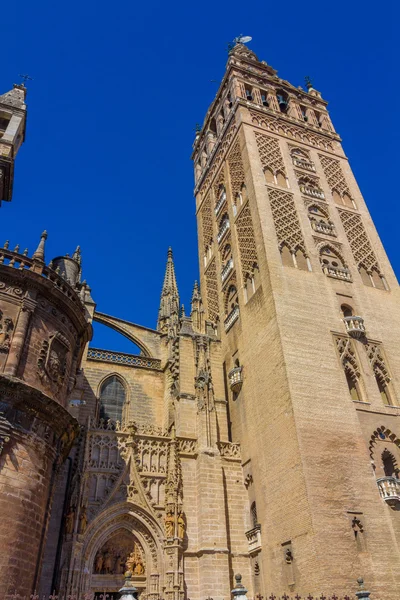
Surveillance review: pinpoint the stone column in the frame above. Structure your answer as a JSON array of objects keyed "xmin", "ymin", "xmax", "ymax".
[{"xmin": 4, "ymin": 295, "xmax": 37, "ymax": 376}]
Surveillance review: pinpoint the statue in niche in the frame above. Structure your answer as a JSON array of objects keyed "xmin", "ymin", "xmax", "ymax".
[
  {"xmin": 114, "ymin": 554, "xmax": 123, "ymax": 574},
  {"xmin": 0, "ymin": 312, "xmax": 13, "ymax": 352},
  {"xmin": 95, "ymin": 553, "xmax": 104, "ymax": 574},
  {"xmin": 104, "ymin": 551, "xmax": 113, "ymax": 574},
  {"xmin": 134, "ymin": 556, "xmax": 145, "ymax": 575},
  {"xmin": 177, "ymin": 512, "xmax": 185, "ymax": 539},
  {"xmin": 165, "ymin": 510, "xmax": 175, "ymax": 538},
  {"xmin": 78, "ymin": 505, "xmax": 87, "ymax": 534},
  {"xmin": 65, "ymin": 505, "xmax": 75, "ymax": 534}
]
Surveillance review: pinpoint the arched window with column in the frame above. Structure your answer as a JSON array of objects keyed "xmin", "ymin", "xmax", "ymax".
[{"xmin": 99, "ymin": 375, "xmax": 126, "ymax": 423}]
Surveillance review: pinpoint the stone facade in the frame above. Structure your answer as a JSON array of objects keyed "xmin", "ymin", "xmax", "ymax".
[
  {"xmin": 0, "ymin": 42, "xmax": 398, "ymax": 600},
  {"xmin": 193, "ymin": 42, "xmax": 400, "ymax": 600}
]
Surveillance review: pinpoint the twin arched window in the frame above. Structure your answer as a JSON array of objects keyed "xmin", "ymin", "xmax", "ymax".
[{"xmin": 99, "ymin": 376, "xmax": 126, "ymax": 423}]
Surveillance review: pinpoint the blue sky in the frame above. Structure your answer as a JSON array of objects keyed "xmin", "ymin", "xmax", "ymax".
[{"xmin": 1, "ymin": 0, "xmax": 398, "ymax": 353}]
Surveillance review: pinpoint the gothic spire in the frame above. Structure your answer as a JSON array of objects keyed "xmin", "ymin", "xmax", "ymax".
[
  {"xmin": 162, "ymin": 247, "xmax": 179, "ymax": 297},
  {"xmin": 157, "ymin": 247, "xmax": 180, "ymax": 333}
]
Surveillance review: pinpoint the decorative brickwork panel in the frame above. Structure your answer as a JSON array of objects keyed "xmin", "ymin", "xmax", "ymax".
[
  {"xmin": 338, "ymin": 211, "xmax": 380, "ymax": 272},
  {"xmin": 334, "ymin": 335, "xmax": 362, "ymax": 385},
  {"xmin": 227, "ymin": 139, "xmax": 245, "ymax": 196},
  {"xmin": 200, "ymin": 195, "xmax": 213, "ymax": 248},
  {"xmin": 255, "ymin": 132, "xmax": 286, "ymax": 174},
  {"xmin": 365, "ymin": 342, "xmax": 391, "ymax": 383},
  {"xmin": 213, "ymin": 169, "xmax": 225, "ymax": 204},
  {"xmin": 235, "ymin": 203, "xmax": 259, "ymax": 277},
  {"xmin": 268, "ymin": 188, "xmax": 306, "ymax": 253},
  {"xmin": 196, "ymin": 122, "xmax": 237, "ymax": 195},
  {"xmin": 204, "ymin": 259, "xmax": 219, "ymax": 322},
  {"xmin": 249, "ymin": 109, "xmax": 335, "ymax": 151},
  {"xmin": 319, "ymin": 155, "xmax": 350, "ymax": 195}
]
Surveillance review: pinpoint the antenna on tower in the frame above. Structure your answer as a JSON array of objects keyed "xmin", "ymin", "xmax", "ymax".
[{"xmin": 227, "ymin": 34, "xmax": 253, "ymax": 52}]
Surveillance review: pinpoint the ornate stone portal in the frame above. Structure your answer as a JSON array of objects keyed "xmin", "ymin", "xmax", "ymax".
[{"xmin": 93, "ymin": 530, "xmax": 145, "ymax": 577}]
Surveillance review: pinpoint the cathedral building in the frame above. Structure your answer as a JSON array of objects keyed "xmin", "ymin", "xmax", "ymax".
[{"xmin": 0, "ymin": 41, "xmax": 399, "ymax": 600}]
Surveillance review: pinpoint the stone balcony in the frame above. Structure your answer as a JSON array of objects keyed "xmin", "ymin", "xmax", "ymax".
[
  {"xmin": 245, "ymin": 524, "xmax": 262, "ymax": 554},
  {"xmin": 377, "ymin": 476, "xmax": 400, "ymax": 505},
  {"xmin": 300, "ymin": 185, "xmax": 325, "ymax": 200},
  {"xmin": 215, "ymin": 191, "xmax": 227, "ymax": 216},
  {"xmin": 292, "ymin": 157, "xmax": 316, "ymax": 172},
  {"xmin": 228, "ymin": 366, "xmax": 243, "ymax": 393},
  {"xmin": 221, "ymin": 258, "xmax": 234, "ymax": 283},
  {"xmin": 311, "ymin": 220, "xmax": 336, "ymax": 236},
  {"xmin": 224, "ymin": 305, "xmax": 240, "ymax": 332},
  {"xmin": 323, "ymin": 265, "xmax": 352, "ymax": 282},
  {"xmin": 343, "ymin": 316, "xmax": 365, "ymax": 339},
  {"xmin": 217, "ymin": 219, "xmax": 230, "ymax": 244}
]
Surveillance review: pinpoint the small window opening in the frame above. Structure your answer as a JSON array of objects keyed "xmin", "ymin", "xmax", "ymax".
[
  {"xmin": 250, "ymin": 502, "xmax": 258, "ymax": 528},
  {"xmin": 260, "ymin": 91, "xmax": 269, "ymax": 107},
  {"xmin": 341, "ymin": 304, "xmax": 353, "ymax": 318},
  {"xmin": 277, "ymin": 92, "xmax": 289, "ymax": 113},
  {"xmin": 300, "ymin": 106, "xmax": 308, "ymax": 121},
  {"xmin": 345, "ymin": 369, "xmax": 361, "ymax": 401}
]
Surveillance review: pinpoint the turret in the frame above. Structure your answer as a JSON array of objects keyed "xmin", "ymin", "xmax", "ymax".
[{"xmin": 0, "ymin": 83, "xmax": 27, "ymax": 205}]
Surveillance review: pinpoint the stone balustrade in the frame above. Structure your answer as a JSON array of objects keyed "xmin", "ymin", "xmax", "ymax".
[
  {"xmin": 245, "ymin": 524, "xmax": 262, "ymax": 554},
  {"xmin": 377, "ymin": 476, "xmax": 400, "ymax": 505},
  {"xmin": 292, "ymin": 157, "xmax": 316, "ymax": 172},
  {"xmin": 228, "ymin": 366, "xmax": 243, "ymax": 393},
  {"xmin": 217, "ymin": 219, "xmax": 230, "ymax": 243},
  {"xmin": 87, "ymin": 348, "xmax": 162, "ymax": 371},
  {"xmin": 215, "ymin": 191, "xmax": 227, "ymax": 216},
  {"xmin": 323, "ymin": 265, "xmax": 352, "ymax": 282},
  {"xmin": 0, "ymin": 244, "xmax": 83, "ymax": 307},
  {"xmin": 311, "ymin": 221, "xmax": 336, "ymax": 236},
  {"xmin": 224, "ymin": 305, "xmax": 240, "ymax": 331},
  {"xmin": 300, "ymin": 185, "xmax": 325, "ymax": 200},
  {"xmin": 221, "ymin": 258, "xmax": 234, "ymax": 283},
  {"xmin": 343, "ymin": 316, "xmax": 366, "ymax": 339}
]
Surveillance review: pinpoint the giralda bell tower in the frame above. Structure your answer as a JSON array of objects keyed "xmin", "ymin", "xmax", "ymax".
[{"xmin": 192, "ymin": 41, "xmax": 400, "ymax": 599}]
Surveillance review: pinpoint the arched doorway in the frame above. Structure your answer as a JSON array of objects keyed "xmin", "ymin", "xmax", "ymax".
[
  {"xmin": 92, "ymin": 529, "xmax": 146, "ymax": 599},
  {"xmin": 80, "ymin": 506, "xmax": 164, "ymax": 599}
]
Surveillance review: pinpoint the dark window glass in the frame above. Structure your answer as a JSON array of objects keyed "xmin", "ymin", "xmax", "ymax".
[{"xmin": 99, "ymin": 376, "xmax": 125, "ymax": 422}]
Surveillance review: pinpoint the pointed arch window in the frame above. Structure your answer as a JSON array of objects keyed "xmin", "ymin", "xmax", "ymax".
[
  {"xmin": 307, "ymin": 205, "xmax": 335, "ymax": 236},
  {"xmin": 99, "ymin": 376, "xmax": 126, "ymax": 423},
  {"xmin": 250, "ymin": 502, "xmax": 258, "ymax": 528},
  {"xmin": 319, "ymin": 245, "xmax": 351, "ymax": 281}
]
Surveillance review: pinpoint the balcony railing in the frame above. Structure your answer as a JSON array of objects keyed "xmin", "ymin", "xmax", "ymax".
[
  {"xmin": 292, "ymin": 157, "xmax": 316, "ymax": 172},
  {"xmin": 221, "ymin": 258, "xmax": 234, "ymax": 283},
  {"xmin": 323, "ymin": 265, "xmax": 352, "ymax": 282},
  {"xmin": 245, "ymin": 524, "xmax": 262, "ymax": 554},
  {"xmin": 217, "ymin": 219, "xmax": 230, "ymax": 243},
  {"xmin": 300, "ymin": 185, "xmax": 325, "ymax": 200},
  {"xmin": 215, "ymin": 191, "xmax": 227, "ymax": 216},
  {"xmin": 87, "ymin": 348, "xmax": 162, "ymax": 370},
  {"xmin": 377, "ymin": 476, "xmax": 400, "ymax": 505},
  {"xmin": 228, "ymin": 366, "xmax": 243, "ymax": 393},
  {"xmin": 224, "ymin": 305, "xmax": 240, "ymax": 332},
  {"xmin": 311, "ymin": 221, "xmax": 336, "ymax": 236},
  {"xmin": 343, "ymin": 316, "xmax": 365, "ymax": 339}
]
